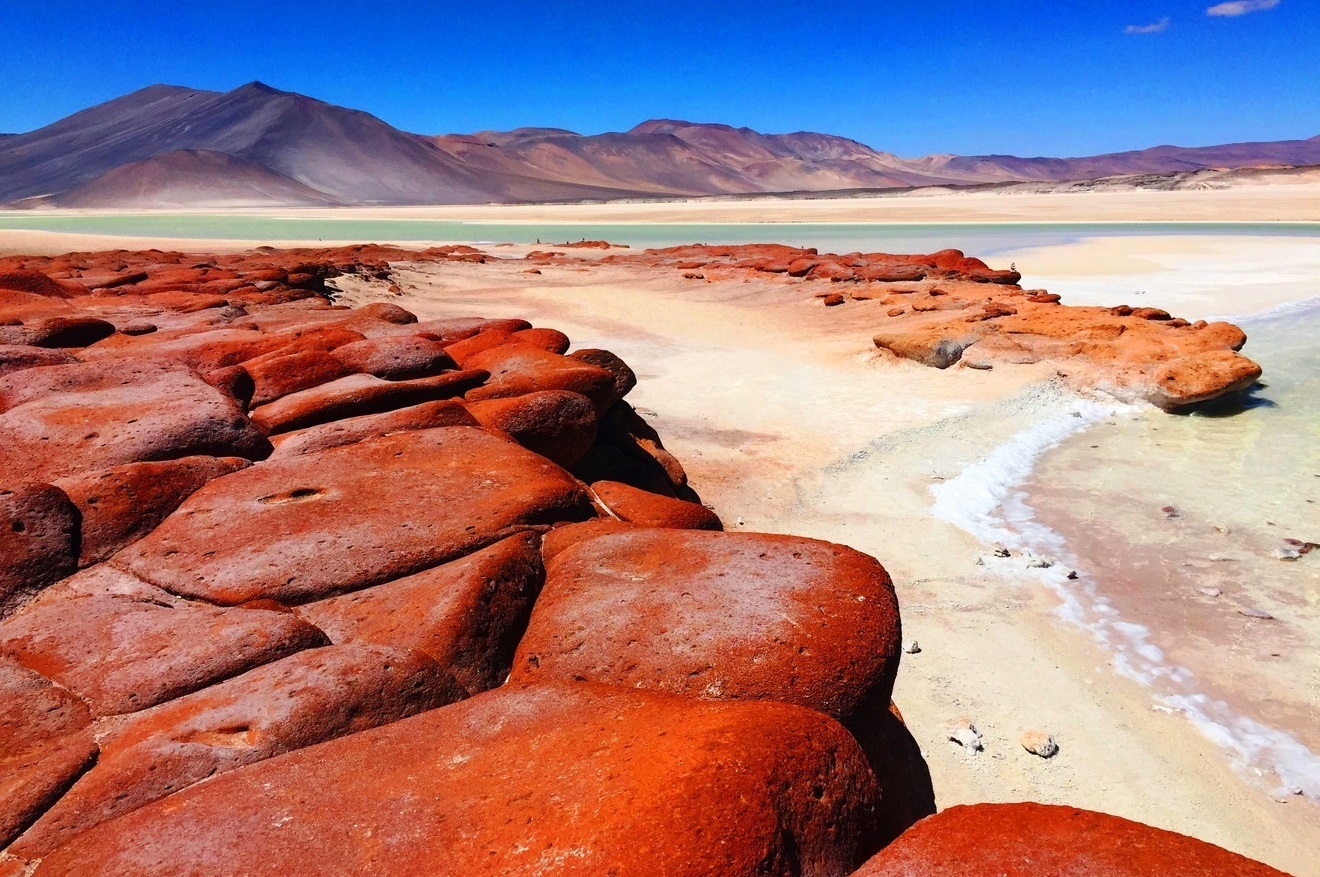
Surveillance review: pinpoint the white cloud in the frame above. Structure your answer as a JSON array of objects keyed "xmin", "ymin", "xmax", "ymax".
[
  {"xmin": 1206, "ymin": 0, "xmax": 1280, "ymax": 17},
  {"xmin": 1125, "ymin": 17, "xmax": 1171, "ymax": 33}
]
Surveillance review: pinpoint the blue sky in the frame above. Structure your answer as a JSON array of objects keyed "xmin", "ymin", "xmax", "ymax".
[{"xmin": 5, "ymin": 0, "xmax": 1317, "ymax": 156}]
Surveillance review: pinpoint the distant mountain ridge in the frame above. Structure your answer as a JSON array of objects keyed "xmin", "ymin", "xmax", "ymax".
[{"xmin": 2, "ymin": 82, "xmax": 1316, "ymax": 207}]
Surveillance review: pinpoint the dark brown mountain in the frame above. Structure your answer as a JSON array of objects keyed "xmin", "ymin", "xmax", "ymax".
[{"xmin": 1, "ymin": 82, "xmax": 1315, "ymax": 207}]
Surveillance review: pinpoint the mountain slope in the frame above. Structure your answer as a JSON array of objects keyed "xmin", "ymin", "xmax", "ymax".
[
  {"xmin": 51, "ymin": 149, "xmax": 339, "ymax": 208},
  {"xmin": 1, "ymin": 82, "xmax": 1316, "ymax": 207}
]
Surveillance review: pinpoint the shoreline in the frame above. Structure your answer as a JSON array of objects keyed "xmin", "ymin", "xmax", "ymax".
[{"xmin": 4, "ymin": 224, "xmax": 1317, "ymax": 872}]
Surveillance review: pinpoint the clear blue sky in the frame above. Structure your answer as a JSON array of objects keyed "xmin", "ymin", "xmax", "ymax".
[{"xmin": 5, "ymin": 0, "xmax": 1317, "ymax": 156}]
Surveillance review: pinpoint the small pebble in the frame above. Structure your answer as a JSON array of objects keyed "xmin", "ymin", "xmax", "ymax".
[
  {"xmin": 1021, "ymin": 731, "xmax": 1059, "ymax": 759},
  {"xmin": 949, "ymin": 727, "xmax": 983, "ymax": 753},
  {"xmin": 1197, "ymin": 587, "xmax": 1222, "ymax": 598},
  {"xmin": 993, "ymin": 546, "xmax": 1012, "ymax": 558},
  {"xmin": 1026, "ymin": 557, "xmax": 1053, "ymax": 569},
  {"xmin": 1238, "ymin": 607, "xmax": 1275, "ymax": 620},
  {"xmin": 903, "ymin": 640, "xmax": 922, "ymax": 655},
  {"xmin": 1161, "ymin": 505, "xmax": 1180, "ymax": 519},
  {"xmin": 1066, "ymin": 570, "xmax": 1079, "ymax": 580}
]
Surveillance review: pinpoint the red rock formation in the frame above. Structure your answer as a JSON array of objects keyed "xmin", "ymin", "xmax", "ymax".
[
  {"xmin": 852, "ymin": 803, "xmax": 1292, "ymax": 876},
  {"xmin": 32, "ymin": 683, "xmax": 879, "ymax": 877}
]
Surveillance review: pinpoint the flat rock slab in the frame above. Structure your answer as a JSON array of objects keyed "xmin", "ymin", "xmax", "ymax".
[
  {"xmin": 13, "ymin": 645, "xmax": 462, "ymax": 858},
  {"xmin": 852, "ymin": 803, "xmax": 1292, "ymax": 876},
  {"xmin": 590, "ymin": 480, "xmax": 722, "ymax": 530},
  {"xmin": 249, "ymin": 369, "xmax": 487, "ymax": 434},
  {"xmin": 267, "ymin": 399, "xmax": 477, "ymax": 458},
  {"xmin": 511, "ymin": 528, "xmax": 901, "ymax": 721},
  {"xmin": 0, "ymin": 360, "xmax": 269, "ymax": 483},
  {"xmin": 118, "ymin": 426, "xmax": 593, "ymax": 605},
  {"xmin": 32, "ymin": 683, "xmax": 880, "ymax": 877},
  {"xmin": 0, "ymin": 567, "xmax": 328, "ymax": 716},
  {"xmin": 462, "ymin": 342, "xmax": 620, "ymax": 414},
  {"xmin": 298, "ymin": 533, "xmax": 544, "ymax": 694}
]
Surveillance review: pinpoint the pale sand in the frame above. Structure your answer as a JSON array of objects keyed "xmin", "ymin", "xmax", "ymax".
[
  {"xmin": 329, "ymin": 234, "xmax": 1319, "ymax": 876},
  {"xmin": 1, "ymin": 173, "xmax": 1318, "ymax": 227},
  {"xmin": 6, "ymin": 218, "xmax": 1318, "ymax": 872}
]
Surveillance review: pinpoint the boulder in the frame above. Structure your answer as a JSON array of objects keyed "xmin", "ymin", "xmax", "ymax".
[
  {"xmin": 12, "ymin": 645, "xmax": 463, "ymax": 858},
  {"xmin": 297, "ymin": 533, "xmax": 544, "ymax": 695},
  {"xmin": 329, "ymin": 335, "xmax": 455, "ymax": 380},
  {"xmin": 33, "ymin": 683, "xmax": 880, "ymax": 877},
  {"xmin": 1147, "ymin": 349, "xmax": 1263, "ymax": 410},
  {"xmin": 590, "ymin": 480, "xmax": 722, "ymax": 530},
  {"xmin": 244, "ymin": 350, "xmax": 352, "ymax": 407},
  {"xmin": 511, "ymin": 528, "xmax": 901, "ymax": 722},
  {"xmin": 249, "ymin": 370, "xmax": 487, "ymax": 434},
  {"xmin": 0, "ymin": 566, "xmax": 328, "ymax": 716},
  {"xmin": 466, "ymin": 390, "xmax": 598, "ymax": 467},
  {"xmin": 0, "ymin": 484, "xmax": 80, "ymax": 617},
  {"xmin": 569, "ymin": 348, "xmax": 637, "ymax": 401},
  {"xmin": 0, "ymin": 360, "xmax": 270, "ymax": 483},
  {"xmin": 462, "ymin": 343, "xmax": 620, "ymax": 414},
  {"xmin": 268, "ymin": 398, "xmax": 478, "ymax": 457},
  {"xmin": 851, "ymin": 803, "xmax": 1292, "ymax": 876},
  {"xmin": 54, "ymin": 456, "xmax": 251, "ymax": 566},
  {"xmin": 116, "ymin": 427, "xmax": 593, "ymax": 605}
]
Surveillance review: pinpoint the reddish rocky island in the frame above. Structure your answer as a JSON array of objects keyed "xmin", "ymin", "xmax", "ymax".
[{"xmin": 0, "ymin": 244, "xmax": 1288, "ymax": 875}]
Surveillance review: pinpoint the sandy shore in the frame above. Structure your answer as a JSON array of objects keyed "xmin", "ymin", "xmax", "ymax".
[
  {"xmin": 6, "ymin": 217, "xmax": 1318, "ymax": 873},
  {"xmin": 330, "ymin": 233, "xmax": 1319, "ymax": 876}
]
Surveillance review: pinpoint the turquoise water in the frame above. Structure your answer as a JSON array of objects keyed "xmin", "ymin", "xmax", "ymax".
[{"xmin": 0, "ymin": 213, "xmax": 1316, "ymax": 256}]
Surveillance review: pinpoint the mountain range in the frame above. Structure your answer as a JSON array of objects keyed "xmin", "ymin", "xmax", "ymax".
[{"xmin": 2, "ymin": 82, "xmax": 1317, "ymax": 208}]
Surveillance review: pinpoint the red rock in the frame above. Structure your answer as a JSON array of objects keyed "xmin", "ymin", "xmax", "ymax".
[
  {"xmin": 0, "ymin": 732, "xmax": 97, "ymax": 849},
  {"xmin": 810, "ymin": 261, "xmax": 857, "ymax": 282},
  {"xmin": 0, "ymin": 345, "xmax": 78, "ymax": 377},
  {"xmin": 822, "ymin": 292, "xmax": 846, "ymax": 306},
  {"xmin": 540, "ymin": 519, "xmax": 640, "ymax": 563},
  {"xmin": 595, "ymin": 401, "xmax": 688, "ymax": 490},
  {"xmin": 13, "ymin": 645, "xmax": 463, "ymax": 858},
  {"xmin": 966, "ymin": 268, "xmax": 1022, "ymax": 285},
  {"xmin": 0, "ymin": 316, "xmax": 117, "ymax": 348},
  {"xmin": 873, "ymin": 331, "xmax": 975, "ymax": 369},
  {"xmin": 1148, "ymin": 349, "xmax": 1263, "ymax": 410},
  {"xmin": 511, "ymin": 327, "xmax": 571, "ymax": 354},
  {"xmin": 855, "ymin": 263, "xmax": 927, "ymax": 283},
  {"xmin": 1133, "ymin": 306, "xmax": 1172, "ymax": 321},
  {"xmin": 53, "ymin": 456, "xmax": 251, "ymax": 566},
  {"xmin": 0, "ymin": 658, "xmax": 91, "ymax": 756},
  {"xmin": 297, "ymin": 534, "xmax": 543, "ymax": 694},
  {"xmin": 852, "ymin": 803, "xmax": 1291, "ymax": 876},
  {"xmin": 568, "ymin": 348, "xmax": 637, "ymax": 400},
  {"xmin": 466, "ymin": 390, "xmax": 598, "ymax": 467},
  {"xmin": 329, "ymin": 335, "xmax": 455, "ymax": 379},
  {"xmin": 462, "ymin": 342, "xmax": 622, "ymax": 414},
  {"xmin": 511, "ymin": 528, "xmax": 900, "ymax": 722},
  {"xmin": 0, "ymin": 484, "xmax": 80, "ymax": 617},
  {"xmin": 590, "ymin": 480, "xmax": 722, "ymax": 530},
  {"xmin": 0, "ymin": 360, "xmax": 270, "ymax": 483},
  {"xmin": 787, "ymin": 258, "xmax": 818, "ymax": 277},
  {"xmin": 0, "ymin": 566, "xmax": 328, "ymax": 715},
  {"xmin": 34, "ymin": 683, "xmax": 880, "ymax": 877},
  {"xmin": 1028, "ymin": 292, "xmax": 1062, "ymax": 304},
  {"xmin": 117, "ymin": 427, "xmax": 593, "ymax": 605},
  {"xmin": 268, "ymin": 398, "xmax": 478, "ymax": 457},
  {"xmin": 249, "ymin": 369, "xmax": 487, "ymax": 434},
  {"xmin": 442, "ymin": 328, "xmax": 516, "ymax": 365},
  {"xmin": 244, "ymin": 349, "xmax": 352, "ymax": 407}
]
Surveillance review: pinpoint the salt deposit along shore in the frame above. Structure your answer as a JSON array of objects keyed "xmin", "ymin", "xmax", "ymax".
[{"xmin": 0, "ymin": 223, "xmax": 1316, "ymax": 875}]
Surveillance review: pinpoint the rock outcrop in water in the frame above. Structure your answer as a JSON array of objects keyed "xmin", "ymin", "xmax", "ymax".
[
  {"xmin": 595, "ymin": 244, "xmax": 1263, "ymax": 410},
  {"xmin": 0, "ymin": 245, "xmax": 1291, "ymax": 875}
]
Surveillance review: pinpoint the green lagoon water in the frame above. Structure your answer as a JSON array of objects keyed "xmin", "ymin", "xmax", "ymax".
[{"xmin": 1, "ymin": 213, "xmax": 1317, "ymax": 256}]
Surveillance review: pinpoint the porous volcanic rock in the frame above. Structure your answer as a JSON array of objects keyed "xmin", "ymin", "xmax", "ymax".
[
  {"xmin": 0, "ymin": 732, "xmax": 97, "ymax": 849},
  {"xmin": 0, "ymin": 658, "xmax": 91, "ymax": 755},
  {"xmin": 32, "ymin": 683, "xmax": 880, "ymax": 877},
  {"xmin": 329, "ymin": 334, "xmax": 455, "ymax": 379},
  {"xmin": 851, "ymin": 803, "xmax": 1293, "ymax": 876},
  {"xmin": 466, "ymin": 390, "xmax": 599, "ymax": 467},
  {"xmin": 0, "ymin": 360, "xmax": 270, "ymax": 483},
  {"xmin": 297, "ymin": 533, "xmax": 544, "ymax": 695},
  {"xmin": 54, "ymin": 455, "xmax": 251, "ymax": 566},
  {"xmin": 116, "ymin": 427, "xmax": 592, "ymax": 605},
  {"xmin": 0, "ymin": 566, "xmax": 328, "ymax": 715},
  {"xmin": 249, "ymin": 369, "xmax": 487, "ymax": 434},
  {"xmin": 268, "ymin": 398, "xmax": 479, "ymax": 457},
  {"xmin": 590, "ymin": 480, "xmax": 723, "ymax": 530},
  {"xmin": 12, "ymin": 645, "xmax": 463, "ymax": 858},
  {"xmin": 0, "ymin": 484, "xmax": 80, "ymax": 617},
  {"xmin": 511, "ymin": 528, "xmax": 900, "ymax": 722}
]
